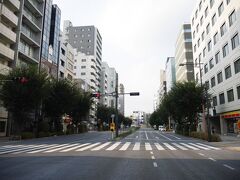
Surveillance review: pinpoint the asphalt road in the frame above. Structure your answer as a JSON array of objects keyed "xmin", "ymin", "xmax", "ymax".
[{"xmin": 0, "ymin": 128, "xmax": 239, "ymax": 180}]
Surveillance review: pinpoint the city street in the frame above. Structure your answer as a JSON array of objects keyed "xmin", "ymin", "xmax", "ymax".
[{"xmin": 0, "ymin": 128, "xmax": 240, "ymax": 180}]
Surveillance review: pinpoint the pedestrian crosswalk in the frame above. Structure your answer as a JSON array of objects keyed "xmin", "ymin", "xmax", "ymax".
[{"xmin": 0, "ymin": 142, "xmax": 221, "ymax": 155}]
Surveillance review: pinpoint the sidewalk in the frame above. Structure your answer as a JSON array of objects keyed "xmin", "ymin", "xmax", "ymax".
[{"xmin": 211, "ymin": 134, "xmax": 240, "ymax": 152}]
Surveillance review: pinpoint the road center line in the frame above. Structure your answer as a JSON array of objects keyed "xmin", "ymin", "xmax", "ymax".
[
  {"xmin": 157, "ymin": 132, "xmax": 173, "ymax": 141},
  {"xmin": 151, "ymin": 156, "xmax": 155, "ymax": 159},
  {"xmin": 145, "ymin": 131, "xmax": 149, "ymax": 140},
  {"xmin": 153, "ymin": 162, "xmax": 158, "ymax": 167},
  {"xmin": 223, "ymin": 164, "xmax": 235, "ymax": 170},
  {"xmin": 208, "ymin": 158, "xmax": 216, "ymax": 162}
]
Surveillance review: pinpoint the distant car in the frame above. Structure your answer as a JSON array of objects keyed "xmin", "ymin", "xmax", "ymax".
[{"xmin": 159, "ymin": 125, "xmax": 166, "ymax": 131}]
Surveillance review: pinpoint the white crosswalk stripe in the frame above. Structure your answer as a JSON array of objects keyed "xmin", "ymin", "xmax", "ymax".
[
  {"xmin": 154, "ymin": 143, "xmax": 165, "ymax": 150},
  {"xmin": 91, "ymin": 142, "xmax": 111, "ymax": 151},
  {"xmin": 119, "ymin": 142, "xmax": 131, "ymax": 151},
  {"xmin": 180, "ymin": 143, "xmax": 199, "ymax": 150},
  {"xmin": 145, "ymin": 143, "xmax": 152, "ymax": 150},
  {"xmin": 106, "ymin": 142, "xmax": 121, "ymax": 151},
  {"xmin": 163, "ymin": 143, "xmax": 176, "ymax": 150},
  {"xmin": 76, "ymin": 142, "xmax": 101, "ymax": 151},
  {"xmin": 0, "ymin": 142, "xmax": 222, "ymax": 155}
]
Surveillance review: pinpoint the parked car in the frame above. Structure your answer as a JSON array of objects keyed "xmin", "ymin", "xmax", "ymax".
[{"xmin": 159, "ymin": 125, "xmax": 166, "ymax": 131}]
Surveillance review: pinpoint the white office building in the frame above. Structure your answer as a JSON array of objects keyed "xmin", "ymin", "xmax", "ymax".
[{"xmin": 191, "ymin": 0, "xmax": 240, "ymax": 135}]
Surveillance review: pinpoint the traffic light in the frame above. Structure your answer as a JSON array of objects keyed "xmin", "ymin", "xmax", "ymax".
[
  {"xmin": 13, "ymin": 77, "xmax": 29, "ymax": 84},
  {"xmin": 91, "ymin": 92, "xmax": 101, "ymax": 99}
]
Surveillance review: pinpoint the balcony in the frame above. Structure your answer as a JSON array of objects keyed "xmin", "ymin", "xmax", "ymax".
[
  {"xmin": 25, "ymin": 0, "xmax": 43, "ymax": 16},
  {"xmin": 21, "ymin": 28, "xmax": 40, "ymax": 47},
  {"xmin": 0, "ymin": 42, "xmax": 14, "ymax": 61},
  {"xmin": 0, "ymin": 22, "xmax": 17, "ymax": 44},
  {"xmin": 5, "ymin": 0, "xmax": 20, "ymax": 12},
  {"xmin": 0, "ymin": 63, "xmax": 11, "ymax": 75},
  {"xmin": 22, "ymin": 10, "xmax": 41, "ymax": 32},
  {"xmin": 1, "ymin": 4, "xmax": 18, "ymax": 27}
]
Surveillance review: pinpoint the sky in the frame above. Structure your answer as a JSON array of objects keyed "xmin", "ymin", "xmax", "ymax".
[{"xmin": 54, "ymin": 0, "xmax": 197, "ymax": 116}]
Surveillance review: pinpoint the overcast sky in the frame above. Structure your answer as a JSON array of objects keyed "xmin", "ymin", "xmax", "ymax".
[{"xmin": 54, "ymin": 0, "xmax": 197, "ymax": 116}]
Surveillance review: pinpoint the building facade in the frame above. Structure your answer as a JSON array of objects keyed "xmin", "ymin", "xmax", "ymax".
[
  {"xmin": 175, "ymin": 24, "xmax": 194, "ymax": 82},
  {"xmin": 40, "ymin": 0, "xmax": 61, "ymax": 78},
  {"xmin": 191, "ymin": 0, "xmax": 240, "ymax": 135},
  {"xmin": 119, "ymin": 83, "xmax": 125, "ymax": 116},
  {"xmin": 165, "ymin": 57, "xmax": 176, "ymax": 93}
]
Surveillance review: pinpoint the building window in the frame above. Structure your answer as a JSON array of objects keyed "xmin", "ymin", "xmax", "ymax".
[
  {"xmin": 205, "ymin": 7, "xmax": 209, "ymax": 17},
  {"xmin": 209, "ymin": 58, "xmax": 214, "ymax": 69},
  {"xmin": 74, "ymin": 34, "xmax": 78, "ymax": 38},
  {"xmin": 237, "ymin": 86, "xmax": 240, "ymax": 99},
  {"xmin": 219, "ymin": 93, "xmax": 225, "ymax": 104},
  {"xmin": 220, "ymin": 22, "xmax": 227, "ymax": 36},
  {"xmin": 81, "ymin": 72, "xmax": 86, "ymax": 75},
  {"xmin": 231, "ymin": 33, "xmax": 239, "ymax": 50},
  {"xmin": 212, "ymin": 14, "xmax": 217, "ymax": 26},
  {"xmin": 200, "ymin": 16, "xmax": 203, "ymax": 26},
  {"xmin": 196, "ymin": 24, "xmax": 199, "ymax": 33},
  {"xmin": 198, "ymin": 39, "xmax": 200, "ymax": 47},
  {"xmin": 202, "ymin": 31, "xmax": 205, "ymax": 41},
  {"xmin": 204, "ymin": 64, "xmax": 208, "ymax": 73},
  {"xmin": 195, "ymin": 58, "xmax": 198, "ymax": 66},
  {"xmin": 195, "ymin": 10, "xmax": 198, "ymax": 19},
  {"xmin": 215, "ymin": 51, "xmax": 220, "ymax": 64},
  {"xmin": 227, "ymin": 89, "xmax": 234, "ymax": 102},
  {"xmin": 192, "ymin": 17, "xmax": 194, "ymax": 25},
  {"xmin": 211, "ymin": 76, "xmax": 216, "ymax": 87},
  {"xmin": 208, "ymin": 40, "xmax": 212, "ymax": 52},
  {"xmin": 60, "ymin": 71, "xmax": 64, "ymax": 78},
  {"xmin": 229, "ymin": 10, "xmax": 236, "ymax": 27},
  {"xmin": 203, "ymin": 47, "xmax": 206, "ymax": 57},
  {"xmin": 206, "ymin": 23, "xmax": 210, "ymax": 34},
  {"xmin": 234, "ymin": 58, "xmax": 240, "ymax": 74},
  {"xmin": 225, "ymin": 65, "xmax": 232, "ymax": 79},
  {"xmin": 213, "ymin": 96, "xmax": 217, "ymax": 106},
  {"xmin": 213, "ymin": 32, "xmax": 219, "ymax": 45},
  {"xmin": 210, "ymin": 0, "xmax": 215, "ymax": 8},
  {"xmin": 193, "ymin": 31, "xmax": 195, "ymax": 39},
  {"xmin": 199, "ymin": 1, "xmax": 202, "ymax": 11},
  {"xmin": 205, "ymin": 81, "xmax": 210, "ymax": 90},
  {"xmin": 222, "ymin": 43, "xmax": 229, "ymax": 57},
  {"xmin": 194, "ymin": 45, "xmax": 197, "ymax": 52},
  {"xmin": 217, "ymin": 71, "xmax": 223, "ymax": 84},
  {"xmin": 226, "ymin": 0, "xmax": 230, "ymax": 5},
  {"xmin": 81, "ymin": 66, "xmax": 86, "ymax": 69},
  {"xmin": 218, "ymin": 2, "xmax": 224, "ymax": 16},
  {"xmin": 82, "ymin": 59, "xmax": 86, "ymax": 62},
  {"xmin": 60, "ymin": 60, "xmax": 65, "ymax": 67}
]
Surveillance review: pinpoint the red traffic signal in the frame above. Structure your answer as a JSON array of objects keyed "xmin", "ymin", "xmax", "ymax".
[{"xmin": 91, "ymin": 92, "xmax": 101, "ymax": 99}]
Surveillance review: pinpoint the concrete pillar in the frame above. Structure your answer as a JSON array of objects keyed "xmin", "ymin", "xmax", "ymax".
[{"xmin": 220, "ymin": 116, "xmax": 227, "ymax": 135}]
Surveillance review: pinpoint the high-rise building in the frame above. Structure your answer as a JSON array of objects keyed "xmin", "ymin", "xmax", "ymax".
[
  {"xmin": 159, "ymin": 69, "xmax": 167, "ymax": 103},
  {"xmin": 165, "ymin": 57, "xmax": 176, "ymax": 93},
  {"xmin": 16, "ymin": 0, "xmax": 44, "ymax": 66},
  {"xmin": 191, "ymin": 0, "xmax": 240, "ymax": 135},
  {"xmin": 63, "ymin": 20, "xmax": 102, "ymax": 92},
  {"xmin": 119, "ymin": 83, "xmax": 125, "ymax": 116},
  {"xmin": 0, "ymin": 0, "xmax": 20, "ymax": 136},
  {"xmin": 40, "ymin": 0, "xmax": 61, "ymax": 78},
  {"xmin": 175, "ymin": 24, "xmax": 194, "ymax": 82}
]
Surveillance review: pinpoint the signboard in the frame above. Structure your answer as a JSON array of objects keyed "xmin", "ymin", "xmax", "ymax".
[{"xmin": 237, "ymin": 119, "xmax": 240, "ymax": 129}]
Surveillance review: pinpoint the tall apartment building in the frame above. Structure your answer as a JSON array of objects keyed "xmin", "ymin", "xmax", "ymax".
[
  {"xmin": 40, "ymin": 0, "xmax": 61, "ymax": 78},
  {"xmin": 175, "ymin": 24, "xmax": 194, "ymax": 82},
  {"xmin": 158, "ymin": 69, "xmax": 167, "ymax": 103},
  {"xmin": 63, "ymin": 20, "xmax": 102, "ymax": 93},
  {"xmin": 16, "ymin": 0, "xmax": 44, "ymax": 66},
  {"xmin": 191, "ymin": 0, "xmax": 240, "ymax": 135},
  {"xmin": 165, "ymin": 57, "xmax": 176, "ymax": 93},
  {"xmin": 0, "ymin": 0, "xmax": 20, "ymax": 136}
]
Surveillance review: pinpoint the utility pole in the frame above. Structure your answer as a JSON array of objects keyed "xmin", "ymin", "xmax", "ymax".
[{"xmin": 115, "ymin": 73, "xmax": 119, "ymax": 137}]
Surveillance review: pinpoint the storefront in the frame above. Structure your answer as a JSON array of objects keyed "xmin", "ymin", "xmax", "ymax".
[{"xmin": 221, "ymin": 111, "xmax": 240, "ymax": 135}]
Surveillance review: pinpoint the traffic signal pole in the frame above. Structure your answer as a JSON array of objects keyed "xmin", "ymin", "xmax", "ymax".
[{"xmin": 115, "ymin": 73, "xmax": 119, "ymax": 137}]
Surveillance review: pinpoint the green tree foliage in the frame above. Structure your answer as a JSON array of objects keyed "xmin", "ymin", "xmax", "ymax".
[
  {"xmin": 0, "ymin": 66, "xmax": 49, "ymax": 134},
  {"xmin": 96, "ymin": 104, "xmax": 115, "ymax": 125},
  {"xmin": 122, "ymin": 117, "xmax": 132, "ymax": 127}
]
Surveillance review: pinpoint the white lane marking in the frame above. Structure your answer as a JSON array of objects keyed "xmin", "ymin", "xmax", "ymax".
[
  {"xmin": 154, "ymin": 143, "xmax": 165, "ymax": 150},
  {"xmin": 145, "ymin": 131, "xmax": 149, "ymax": 140},
  {"xmin": 198, "ymin": 153, "xmax": 205, "ymax": 157},
  {"xmin": 208, "ymin": 158, "xmax": 216, "ymax": 162},
  {"xmin": 167, "ymin": 134, "xmax": 181, "ymax": 140},
  {"xmin": 76, "ymin": 142, "xmax": 101, "ymax": 151},
  {"xmin": 44, "ymin": 143, "xmax": 79, "ymax": 153},
  {"xmin": 153, "ymin": 162, "xmax": 158, "ymax": 167},
  {"xmin": 133, "ymin": 142, "xmax": 140, "ymax": 151},
  {"xmin": 163, "ymin": 143, "xmax": 176, "ymax": 150},
  {"xmin": 106, "ymin": 142, "xmax": 121, "ymax": 151},
  {"xmin": 60, "ymin": 143, "xmax": 90, "ymax": 152},
  {"xmin": 180, "ymin": 143, "xmax": 199, "ymax": 150},
  {"xmin": 0, "ymin": 145, "xmax": 41, "ymax": 155},
  {"xmin": 91, "ymin": 142, "xmax": 111, "ymax": 151},
  {"xmin": 119, "ymin": 142, "xmax": 131, "ymax": 151},
  {"xmin": 172, "ymin": 143, "xmax": 188, "ymax": 150},
  {"xmin": 150, "ymin": 151, "xmax": 153, "ymax": 154},
  {"xmin": 155, "ymin": 137, "xmax": 159, "ymax": 139},
  {"xmin": 189, "ymin": 143, "xmax": 210, "ymax": 150},
  {"xmin": 12, "ymin": 144, "xmax": 50, "ymax": 154},
  {"xmin": 223, "ymin": 164, "xmax": 235, "ymax": 170},
  {"xmin": 157, "ymin": 132, "xmax": 173, "ymax": 141},
  {"xmin": 145, "ymin": 143, "xmax": 152, "ymax": 151},
  {"xmin": 196, "ymin": 143, "xmax": 221, "ymax": 150},
  {"xmin": 151, "ymin": 156, "xmax": 155, "ymax": 159},
  {"xmin": 28, "ymin": 144, "xmax": 68, "ymax": 154}
]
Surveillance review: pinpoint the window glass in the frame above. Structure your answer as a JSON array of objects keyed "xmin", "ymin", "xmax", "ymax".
[
  {"xmin": 219, "ymin": 93, "xmax": 225, "ymax": 104},
  {"xmin": 231, "ymin": 33, "xmax": 239, "ymax": 50},
  {"xmin": 234, "ymin": 58, "xmax": 240, "ymax": 74},
  {"xmin": 225, "ymin": 66, "xmax": 232, "ymax": 79},
  {"xmin": 227, "ymin": 89, "xmax": 234, "ymax": 102},
  {"xmin": 217, "ymin": 71, "xmax": 223, "ymax": 83}
]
